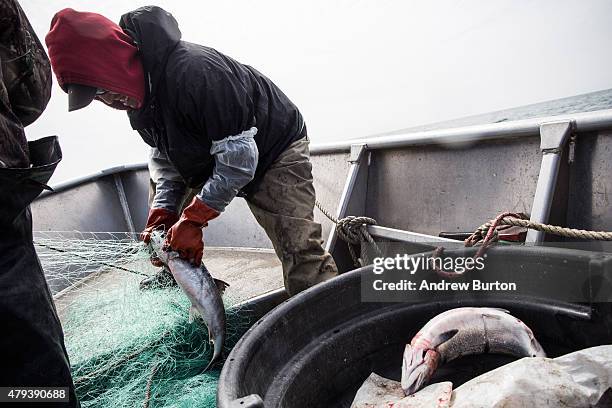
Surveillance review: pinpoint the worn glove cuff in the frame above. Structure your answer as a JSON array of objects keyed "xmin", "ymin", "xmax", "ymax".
[{"xmin": 181, "ymin": 196, "xmax": 220, "ymax": 227}]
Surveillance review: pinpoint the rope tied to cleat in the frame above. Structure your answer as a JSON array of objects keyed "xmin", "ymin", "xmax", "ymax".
[
  {"xmin": 434, "ymin": 212, "xmax": 612, "ymax": 277},
  {"xmin": 467, "ymin": 214, "xmax": 612, "ymax": 243},
  {"xmin": 315, "ymin": 200, "xmax": 382, "ymax": 267}
]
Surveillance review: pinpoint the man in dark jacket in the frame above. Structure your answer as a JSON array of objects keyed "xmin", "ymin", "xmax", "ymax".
[
  {"xmin": 45, "ymin": 6, "xmax": 338, "ymax": 296},
  {"xmin": 0, "ymin": 0, "xmax": 78, "ymax": 405}
]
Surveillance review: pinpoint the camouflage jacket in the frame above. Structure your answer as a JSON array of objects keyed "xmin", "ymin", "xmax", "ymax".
[{"xmin": 0, "ymin": 0, "xmax": 51, "ymax": 168}]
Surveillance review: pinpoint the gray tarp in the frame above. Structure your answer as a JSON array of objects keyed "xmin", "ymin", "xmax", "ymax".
[{"xmin": 351, "ymin": 345, "xmax": 612, "ymax": 408}]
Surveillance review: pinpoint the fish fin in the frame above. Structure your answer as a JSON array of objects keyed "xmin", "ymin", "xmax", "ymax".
[
  {"xmin": 213, "ymin": 278, "xmax": 230, "ymax": 295},
  {"xmin": 531, "ymin": 338, "xmax": 546, "ymax": 357},
  {"xmin": 489, "ymin": 308, "xmax": 510, "ymax": 314},
  {"xmin": 431, "ymin": 329, "xmax": 458, "ymax": 348},
  {"xmin": 481, "ymin": 308, "xmax": 511, "ymax": 320}
]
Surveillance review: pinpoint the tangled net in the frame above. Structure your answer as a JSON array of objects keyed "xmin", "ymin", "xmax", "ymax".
[{"xmin": 35, "ymin": 231, "xmax": 253, "ymax": 407}]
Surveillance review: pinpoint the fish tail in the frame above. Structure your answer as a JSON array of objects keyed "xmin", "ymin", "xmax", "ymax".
[
  {"xmin": 203, "ymin": 340, "xmax": 223, "ymax": 372},
  {"xmin": 213, "ymin": 278, "xmax": 230, "ymax": 295}
]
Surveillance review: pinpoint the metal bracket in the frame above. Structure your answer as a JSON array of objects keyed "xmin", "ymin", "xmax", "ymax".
[
  {"xmin": 113, "ymin": 173, "xmax": 136, "ymax": 234},
  {"xmin": 526, "ymin": 120, "xmax": 573, "ymax": 243},
  {"xmin": 540, "ymin": 121, "xmax": 573, "ymax": 153},
  {"xmin": 349, "ymin": 143, "xmax": 367, "ymax": 163},
  {"xmin": 326, "ymin": 143, "xmax": 370, "ymax": 272},
  {"xmin": 367, "ymin": 225, "xmax": 458, "ymax": 244}
]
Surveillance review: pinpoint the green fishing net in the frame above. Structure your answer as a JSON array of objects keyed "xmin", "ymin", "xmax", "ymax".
[{"xmin": 35, "ymin": 232, "xmax": 253, "ymax": 408}]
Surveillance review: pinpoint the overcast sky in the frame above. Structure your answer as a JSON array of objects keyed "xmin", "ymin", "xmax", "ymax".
[{"xmin": 20, "ymin": 0, "xmax": 612, "ymax": 183}]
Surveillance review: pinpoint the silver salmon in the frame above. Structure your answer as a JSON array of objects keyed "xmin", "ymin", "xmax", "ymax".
[
  {"xmin": 150, "ymin": 233, "xmax": 228, "ymax": 371},
  {"xmin": 401, "ymin": 307, "xmax": 546, "ymax": 395}
]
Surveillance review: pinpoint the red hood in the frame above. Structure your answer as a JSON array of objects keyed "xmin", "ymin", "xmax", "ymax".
[{"xmin": 45, "ymin": 8, "xmax": 145, "ymax": 109}]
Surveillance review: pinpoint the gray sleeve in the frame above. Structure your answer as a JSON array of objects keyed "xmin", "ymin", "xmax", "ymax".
[
  {"xmin": 198, "ymin": 127, "xmax": 259, "ymax": 212},
  {"xmin": 148, "ymin": 147, "xmax": 187, "ymax": 213}
]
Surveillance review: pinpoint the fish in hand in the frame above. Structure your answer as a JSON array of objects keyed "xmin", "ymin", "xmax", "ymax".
[{"xmin": 150, "ymin": 232, "xmax": 229, "ymax": 371}]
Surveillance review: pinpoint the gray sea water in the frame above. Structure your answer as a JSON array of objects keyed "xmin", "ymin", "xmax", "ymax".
[{"xmin": 376, "ymin": 88, "xmax": 612, "ymax": 136}]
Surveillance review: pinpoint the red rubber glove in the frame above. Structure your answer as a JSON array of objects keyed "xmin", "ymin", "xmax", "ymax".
[
  {"xmin": 165, "ymin": 197, "xmax": 220, "ymax": 265},
  {"xmin": 141, "ymin": 208, "xmax": 180, "ymax": 243},
  {"xmin": 141, "ymin": 208, "xmax": 179, "ymax": 266}
]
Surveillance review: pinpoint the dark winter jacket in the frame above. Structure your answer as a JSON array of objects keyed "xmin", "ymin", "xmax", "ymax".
[{"xmin": 119, "ymin": 6, "xmax": 305, "ymax": 193}]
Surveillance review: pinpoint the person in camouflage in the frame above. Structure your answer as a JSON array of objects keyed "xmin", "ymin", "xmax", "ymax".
[
  {"xmin": 0, "ymin": 1, "xmax": 79, "ymax": 406},
  {"xmin": 0, "ymin": 0, "xmax": 50, "ymax": 167}
]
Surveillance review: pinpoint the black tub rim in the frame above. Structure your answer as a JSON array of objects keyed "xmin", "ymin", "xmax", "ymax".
[{"xmin": 217, "ymin": 245, "xmax": 609, "ymax": 407}]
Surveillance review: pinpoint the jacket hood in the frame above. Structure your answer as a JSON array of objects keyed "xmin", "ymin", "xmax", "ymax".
[
  {"xmin": 119, "ymin": 6, "xmax": 182, "ymax": 96},
  {"xmin": 45, "ymin": 8, "xmax": 145, "ymax": 109}
]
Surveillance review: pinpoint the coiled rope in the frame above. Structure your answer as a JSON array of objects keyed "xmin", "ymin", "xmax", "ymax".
[
  {"xmin": 466, "ymin": 213, "xmax": 612, "ymax": 244},
  {"xmin": 315, "ymin": 200, "xmax": 380, "ymax": 267},
  {"xmin": 442, "ymin": 211, "xmax": 612, "ymax": 277}
]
